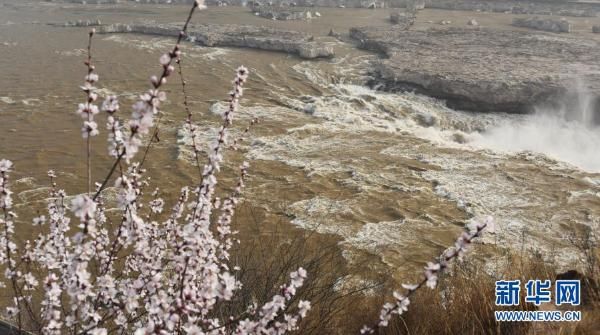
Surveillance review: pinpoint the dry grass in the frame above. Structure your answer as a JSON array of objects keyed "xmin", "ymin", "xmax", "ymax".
[
  {"xmin": 222, "ymin": 207, "xmax": 600, "ymax": 335},
  {"xmin": 372, "ymin": 250, "xmax": 599, "ymax": 335},
  {"xmin": 213, "ymin": 203, "xmax": 393, "ymax": 334}
]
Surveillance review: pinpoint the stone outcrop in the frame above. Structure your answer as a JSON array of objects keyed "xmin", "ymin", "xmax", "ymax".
[
  {"xmin": 137, "ymin": 0, "xmax": 195, "ymax": 2},
  {"xmin": 45, "ymin": 0, "xmax": 600, "ymax": 16},
  {"xmin": 467, "ymin": 18, "xmax": 478, "ymax": 26},
  {"xmin": 95, "ymin": 23, "xmax": 334, "ymax": 59},
  {"xmin": 426, "ymin": 0, "xmax": 600, "ymax": 18},
  {"xmin": 360, "ymin": 0, "xmax": 385, "ymax": 8},
  {"xmin": 350, "ymin": 26, "xmax": 600, "ymax": 113},
  {"xmin": 254, "ymin": 6, "xmax": 313, "ymax": 20},
  {"xmin": 390, "ymin": 11, "xmax": 415, "ymax": 26},
  {"xmin": 45, "ymin": 0, "xmax": 121, "ymax": 3},
  {"xmin": 350, "ymin": 25, "xmax": 409, "ymax": 53},
  {"xmin": 512, "ymin": 17, "xmax": 571, "ymax": 33},
  {"xmin": 49, "ymin": 19, "xmax": 102, "ymax": 27},
  {"xmin": 406, "ymin": 0, "xmax": 424, "ymax": 11}
]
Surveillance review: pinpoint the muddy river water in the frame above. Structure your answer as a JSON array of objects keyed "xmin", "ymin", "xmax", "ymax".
[{"xmin": 1, "ymin": 1, "xmax": 599, "ymax": 283}]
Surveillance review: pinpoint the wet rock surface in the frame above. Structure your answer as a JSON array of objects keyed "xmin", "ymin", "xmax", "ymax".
[
  {"xmin": 46, "ymin": 0, "xmax": 121, "ymax": 3},
  {"xmin": 46, "ymin": 0, "xmax": 600, "ymax": 16},
  {"xmin": 390, "ymin": 11, "xmax": 416, "ymax": 26},
  {"xmin": 48, "ymin": 19, "xmax": 103, "ymax": 27},
  {"xmin": 96, "ymin": 23, "xmax": 334, "ymax": 59},
  {"xmin": 49, "ymin": 0, "xmax": 196, "ymax": 3},
  {"xmin": 427, "ymin": 0, "xmax": 600, "ymax": 18},
  {"xmin": 254, "ymin": 6, "xmax": 313, "ymax": 20},
  {"xmin": 512, "ymin": 16, "xmax": 571, "ymax": 33},
  {"xmin": 466, "ymin": 18, "xmax": 478, "ymax": 26},
  {"xmin": 350, "ymin": 26, "xmax": 600, "ymax": 113}
]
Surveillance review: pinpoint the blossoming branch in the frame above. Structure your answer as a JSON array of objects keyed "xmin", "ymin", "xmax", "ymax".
[
  {"xmin": 361, "ymin": 217, "xmax": 495, "ymax": 334},
  {"xmin": 0, "ymin": 0, "xmax": 313, "ymax": 334}
]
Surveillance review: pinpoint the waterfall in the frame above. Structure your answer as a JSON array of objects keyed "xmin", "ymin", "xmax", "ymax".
[{"xmin": 468, "ymin": 79, "xmax": 600, "ymax": 171}]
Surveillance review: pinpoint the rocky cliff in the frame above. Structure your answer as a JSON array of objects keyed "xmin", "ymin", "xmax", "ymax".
[
  {"xmin": 96, "ymin": 23, "xmax": 334, "ymax": 59},
  {"xmin": 350, "ymin": 26, "xmax": 600, "ymax": 113},
  {"xmin": 426, "ymin": 0, "xmax": 600, "ymax": 17},
  {"xmin": 254, "ymin": 6, "xmax": 315, "ymax": 20},
  {"xmin": 44, "ymin": 0, "xmax": 600, "ymax": 16}
]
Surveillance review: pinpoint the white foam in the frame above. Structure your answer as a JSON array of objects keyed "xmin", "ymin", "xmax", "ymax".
[
  {"xmin": 21, "ymin": 98, "xmax": 40, "ymax": 106},
  {"xmin": 344, "ymin": 220, "xmax": 406, "ymax": 253},
  {"xmin": 102, "ymin": 35, "xmax": 172, "ymax": 52},
  {"xmin": 191, "ymin": 47, "xmax": 230, "ymax": 61},
  {"xmin": 241, "ymin": 59, "xmax": 600, "ymax": 269},
  {"xmin": 467, "ymin": 113, "xmax": 600, "ymax": 172},
  {"xmin": 287, "ymin": 196, "xmax": 356, "ymax": 237},
  {"xmin": 0, "ymin": 97, "xmax": 16, "ymax": 104},
  {"xmin": 55, "ymin": 48, "xmax": 86, "ymax": 57}
]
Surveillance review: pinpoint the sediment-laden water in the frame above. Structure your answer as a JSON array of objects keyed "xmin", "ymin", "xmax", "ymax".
[{"xmin": 1, "ymin": 0, "xmax": 599, "ymax": 284}]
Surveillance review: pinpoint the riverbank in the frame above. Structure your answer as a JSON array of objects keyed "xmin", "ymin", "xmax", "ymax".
[
  {"xmin": 69, "ymin": 4, "xmax": 600, "ymax": 113},
  {"xmin": 95, "ymin": 22, "xmax": 335, "ymax": 59},
  {"xmin": 350, "ymin": 25, "xmax": 600, "ymax": 113}
]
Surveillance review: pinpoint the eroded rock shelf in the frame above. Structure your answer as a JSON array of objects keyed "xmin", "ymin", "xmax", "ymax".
[
  {"xmin": 95, "ymin": 23, "xmax": 335, "ymax": 59},
  {"xmin": 350, "ymin": 26, "xmax": 600, "ymax": 113}
]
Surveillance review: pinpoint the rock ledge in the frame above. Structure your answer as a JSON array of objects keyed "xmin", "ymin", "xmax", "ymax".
[
  {"xmin": 350, "ymin": 26, "xmax": 600, "ymax": 113},
  {"xmin": 96, "ymin": 23, "xmax": 334, "ymax": 59}
]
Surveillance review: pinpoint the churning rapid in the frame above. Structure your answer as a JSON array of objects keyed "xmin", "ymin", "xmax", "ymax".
[
  {"xmin": 0, "ymin": 1, "xmax": 598, "ymax": 280},
  {"xmin": 469, "ymin": 80, "xmax": 600, "ymax": 172}
]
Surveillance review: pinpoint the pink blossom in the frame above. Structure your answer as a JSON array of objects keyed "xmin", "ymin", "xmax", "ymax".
[
  {"xmin": 195, "ymin": 0, "xmax": 207, "ymax": 9},
  {"xmin": 149, "ymin": 198, "xmax": 164, "ymax": 214},
  {"xmin": 0, "ymin": 3, "xmax": 314, "ymax": 333},
  {"xmin": 82, "ymin": 120, "xmax": 99, "ymax": 138},
  {"xmin": 298, "ymin": 300, "xmax": 311, "ymax": 318},
  {"xmin": 401, "ymin": 283, "xmax": 418, "ymax": 290},
  {"xmin": 366, "ymin": 220, "xmax": 491, "ymax": 332},
  {"xmin": 85, "ymin": 73, "xmax": 99, "ymax": 83},
  {"xmin": 32, "ymin": 215, "xmax": 46, "ymax": 226},
  {"xmin": 159, "ymin": 54, "xmax": 170, "ymax": 66},
  {"xmin": 76, "ymin": 103, "xmax": 99, "ymax": 118},
  {"xmin": 0, "ymin": 159, "xmax": 12, "ymax": 173},
  {"xmin": 70, "ymin": 195, "xmax": 96, "ymax": 221},
  {"xmin": 101, "ymin": 95, "xmax": 119, "ymax": 114}
]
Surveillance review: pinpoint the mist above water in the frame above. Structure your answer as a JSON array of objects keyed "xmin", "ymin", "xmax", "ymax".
[{"xmin": 468, "ymin": 84, "xmax": 600, "ymax": 172}]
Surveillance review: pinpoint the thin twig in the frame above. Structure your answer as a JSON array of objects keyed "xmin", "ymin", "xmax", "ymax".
[
  {"xmin": 362, "ymin": 222, "xmax": 490, "ymax": 334},
  {"xmin": 139, "ymin": 114, "xmax": 163, "ymax": 168},
  {"xmin": 229, "ymin": 118, "xmax": 258, "ymax": 151},
  {"xmin": 85, "ymin": 29, "xmax": 95, "ymax": 196},
  {"xmin": 92, "ymin": 1, "xmax": 202, "ymax": 200},
  {"xmin": 176, "ymin": 58, "xmax": 203, "ymax": 176}
]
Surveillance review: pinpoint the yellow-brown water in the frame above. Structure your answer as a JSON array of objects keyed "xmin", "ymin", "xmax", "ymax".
[{"xmin": 1, "ymin": 0, "xmax": 599, "ymax": 286}]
